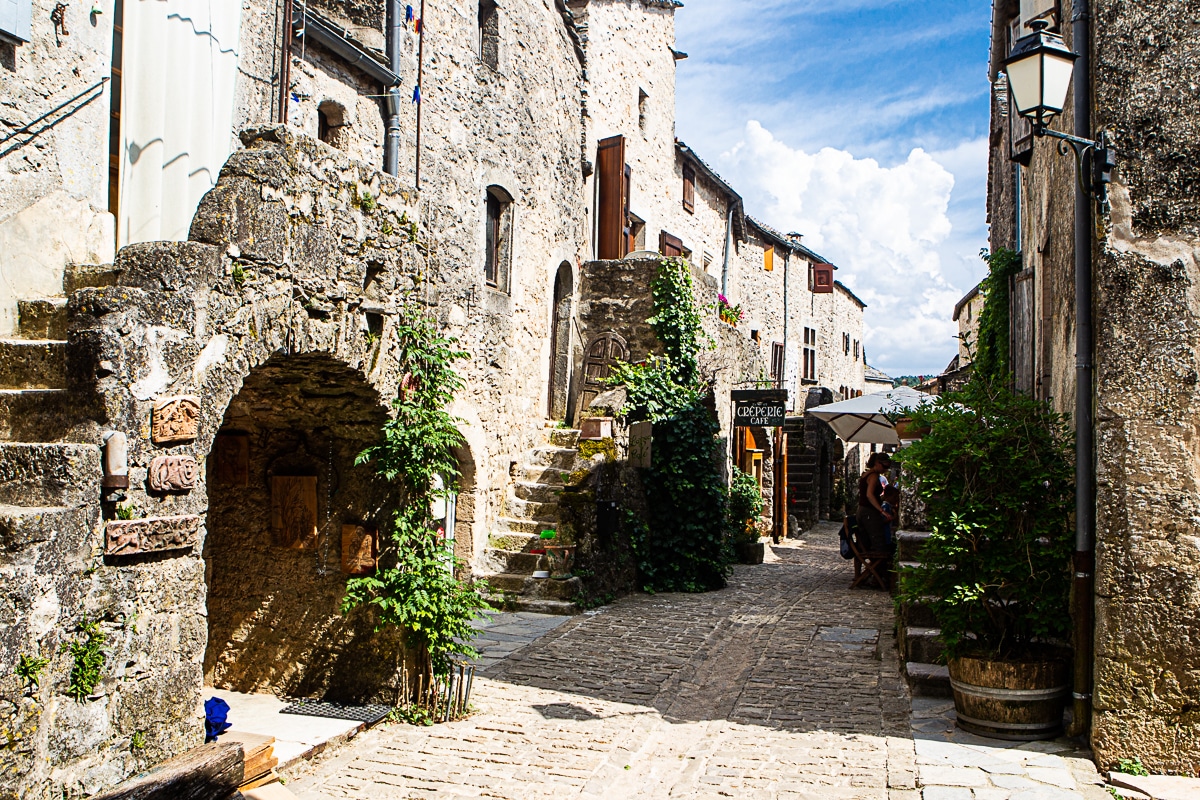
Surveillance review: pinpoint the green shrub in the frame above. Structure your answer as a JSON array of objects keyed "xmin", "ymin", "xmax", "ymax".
[
  {"xmin": 67, "ymin": 619, "xmax": 106, "ymax": 701},
  {"xmin": 727, "ymin": 467, "xmax": 763, "ymax": 545},
  {"xmin": 896, "ymin": 376, "xmax": 1074, "ymax": 661}
]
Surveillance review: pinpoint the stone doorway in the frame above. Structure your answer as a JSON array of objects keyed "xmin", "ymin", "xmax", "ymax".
[
  {"xmin": 548, "ymin": 262, "xmax": 574, "ymax": 420},
  {"xmin": 202, "ymin": 353, "xmax": 403, "ymax": 703}
]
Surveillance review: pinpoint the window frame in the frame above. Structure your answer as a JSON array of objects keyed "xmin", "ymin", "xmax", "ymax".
[{"xmin": 483, "ymin": 185, "xmax": 513, "ymax": 292}]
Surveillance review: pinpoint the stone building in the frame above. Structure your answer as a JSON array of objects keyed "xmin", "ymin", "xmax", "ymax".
[
  {"xmin": 1, "ymin": 0, "xmax": 868, "ymax": 795},
  {"xmin": 985, "ymin": 0, "xmax": 1200, "ymax": 774}
]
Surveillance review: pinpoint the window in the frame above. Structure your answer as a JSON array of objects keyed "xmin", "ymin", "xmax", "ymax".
[
  {"xmin": 479, "ymin": 0, "xmax": 499, "ymax": 70},
  {"xmin": 770, "ymin": 342, "xmax": 785, "ymax": 383},
  {"xmin": 484, "ymin": 186, "xmax": 513, "ymax": 291},
  {"xmin": 854, "ymin": 340, "xmax": 860, "ymax": 361},
  {"xmin": 317, "ymin": 101, "xmax": 345, "ymax": 149},
  {"xmin": 682, "ymin": 163, "xmax": 695, "ymax": 214},
  {"xmin": 843, "ymin": 332, "xmax": 850, "ymax": 355},
  {"xmin": 108, "ymin": 0, "xmax": 124, "ymax": 218},
  {"xmin": 803, "ymin": 327, "xmax": 817, "ymax": 382},
  {"xmin": 764, "ymin": 246, "xmax": 774, "ymax": 272},
  {"xmin": 750, "ymin": 329, "xmax": 761, "ymax": 344},
  {"xmin": 638, "ymin": 89, "xmax": 649, "ymax": 135}
]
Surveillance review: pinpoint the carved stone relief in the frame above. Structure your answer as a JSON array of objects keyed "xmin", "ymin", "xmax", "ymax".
[
  {"xmin": 105, "ymin": 515, "xmax": 202, "ymax": 556},
  {"xmin": 148, "ymin": 455, "xmax": 198, "ymax": 492},
  {"xmin": 270, "ymin": 475, "xmax": 318, "ymax": 550},
  {"xmin": 152, "ymin": 395, "xmax": 201, "ymax": 445},
  {"xmin": 341, "ymin": 524, "xmax": 376, "ymax": 575}
]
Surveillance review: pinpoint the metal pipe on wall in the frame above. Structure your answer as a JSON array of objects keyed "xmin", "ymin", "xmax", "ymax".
[
  {"xmin": 1069, "ymin": 0, "xmax": 1096, "ymax": 740},
  {"xmin": 414, "ymin": 0, "xmax": 427, "ymax": 189},
  {"xmin": 384, "ymin": 0, "xmax": 402, "ymax": 176},
  {"xmin": 277, "ymin": 0, "xmax": 293, "ymax": 123}
]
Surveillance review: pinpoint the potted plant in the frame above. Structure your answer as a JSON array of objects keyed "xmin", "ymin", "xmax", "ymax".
[
  {"xmin": 728, "ymin": 467, "xmax": 765, "ymax": 564},
  {"xmin": 896, "ymin": 377, "xmax": 1075, "ymax": 741},
  {"xmin": 716, "ymin": 294, "xmax": 743, "ymax": 327}
]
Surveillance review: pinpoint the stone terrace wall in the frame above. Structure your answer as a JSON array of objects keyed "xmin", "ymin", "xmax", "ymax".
[
  {"xmin": 1089, "ymin": 0, "xmax": 1200, "ymax": 774},
  {"xmin": 0, "ymin": 125, "xmax": 422, "ymax": 800}
]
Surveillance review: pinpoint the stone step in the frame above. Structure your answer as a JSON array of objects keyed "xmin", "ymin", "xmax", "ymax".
[
  {"xmin": 484, "ymin": 573, "xmax": 582, "ymax": 601},
  {"xmin": 484, "ymin": 596, "xmax": 580, "ymax": 616},
  {"xmin": 905, "ymin": 662, "xmax": 952, "ymax": 698},
  {"xmin": 902, "ymin": 626, "xmax": 945, "ymax": 665},
  {"xmin": 522, "ymin": 466, "xmax": 565, "ymax": 486},
  {"xmin": 64, "ymin": 262, "xmax": 120, "ymax": 293},
  {"xmin": 0, "ymin": 505, "xmax": 91, "ymax": 555},
  {"xmin": 513, "ymin": 481, "xmax": 562, "ymax": 503},
  {"xmin": 479, "ymin": 548, "xmax": 541, "ymax": 574},
  {"xmin": 548, "ymin": 428, "xmax": 581, "ymax": 448},
  {"xmin": 527, "ymin": 446, "xmax": 578, "ymax": 470},
  {"xmin": 899, "ymin": 598, "xmax": 939, "ymax": 629},
  {"xmin": 0, "ymin": 339, "xmax": 68, "ymax": 390},
  {"xmin": 495, "ymin": 518, "xmax": 556, "ymax": 536},
  {"xmin": 0, "ymin": 389, "xmax": 95, "ymax": 443},
  {"xmin": 17, "ymin": 299, "xmax": 68, "ymax": 340},
  {"xmin": 505, "ymin": 496, "xmax": 558, "ymax": 522},
  {"xmin": 897, "ymin": 530, "xmax": 932, "ymax": 562},
  {"xmin": 0, "ymin": 443, "xmax": 101, "ymax": 508},
  {"xmin": 488, "ymin": 530, "xmax": 548, "ymax": 551}
]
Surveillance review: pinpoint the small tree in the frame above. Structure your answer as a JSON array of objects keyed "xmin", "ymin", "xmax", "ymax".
[
  {"xmin": 343, "ymin": 300, "xmax": 490, "ymax": 697},
  {"xmin": 896, "ymin": 376, "xmax": 1074, "ymax": 660}
]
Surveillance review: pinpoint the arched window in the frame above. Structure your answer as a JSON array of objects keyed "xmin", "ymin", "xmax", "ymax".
[
  {"xmin": 479, "ymin": 0, "xmax": 499, "ymax": 70},
  {"xmin": 484, "ymin": 185, "xmax": 513, "ymax": 292}
]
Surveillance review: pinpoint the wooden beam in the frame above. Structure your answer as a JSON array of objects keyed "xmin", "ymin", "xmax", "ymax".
[{"xmin": 92, "ymin": 742, "xmax": 244, "ymax": 800}]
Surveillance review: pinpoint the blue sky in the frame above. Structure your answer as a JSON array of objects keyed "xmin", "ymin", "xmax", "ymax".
[{"xmin": 674, "ymin": 0, "xmax": 994, "ymax": 377}]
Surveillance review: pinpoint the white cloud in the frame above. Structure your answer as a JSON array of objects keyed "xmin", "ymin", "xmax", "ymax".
[{"xmin": 721, "ymin": 121, "xmax": 981, "ymax": 376}]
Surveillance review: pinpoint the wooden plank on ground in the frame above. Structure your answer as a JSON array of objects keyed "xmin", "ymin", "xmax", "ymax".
[{"xmin": 92, "ymin": 742, "xmax": 244, "ymax": 800}]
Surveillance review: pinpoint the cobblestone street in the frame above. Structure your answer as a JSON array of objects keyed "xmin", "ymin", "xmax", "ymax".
[{"xmin": 288, "ymin": 527, "xmax": 1106, "ymax": 800}]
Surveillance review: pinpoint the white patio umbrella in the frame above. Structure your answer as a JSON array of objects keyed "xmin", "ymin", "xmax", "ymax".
[{"xmin": 806, "ymin": 386, "xmax": 935, "ymax": 445}]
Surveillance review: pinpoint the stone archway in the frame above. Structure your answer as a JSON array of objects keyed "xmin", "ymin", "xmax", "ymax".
[{"xmin": 203, "ymin": 353, "xmax": 401, "ymax": 702}]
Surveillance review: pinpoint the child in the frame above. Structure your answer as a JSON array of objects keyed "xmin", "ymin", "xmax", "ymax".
[{"xmin": 880, "ymin": 484, "xmax": 900, "ymax": 549}]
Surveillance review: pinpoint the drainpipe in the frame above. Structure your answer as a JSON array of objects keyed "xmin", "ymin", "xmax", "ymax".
[
  {"xmin": 1068, "ymin": 0, "xmax": 1095, "ymax": 740},
  {"xmin": 278, "ymin": 0, "xmax": 293, "ymax": 123},
  {"xmin": 384, "ymin": 0, "xmax": 402, "ymax": 176},
  {"xmin": 721, "ymin": 203, "xmax": 733, "ymax": 296},
  {"xmin": 414, "ymin": 0, "xmax": 427, "ymax": 189}
]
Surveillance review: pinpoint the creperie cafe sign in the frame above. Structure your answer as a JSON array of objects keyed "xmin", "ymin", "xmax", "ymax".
[{"xmin": 732, "ymin": 389, "xmax": 787, "ymax": 427}]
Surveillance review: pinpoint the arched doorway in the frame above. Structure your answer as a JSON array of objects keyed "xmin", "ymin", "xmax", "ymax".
[
  {"xmin": 203, "ymin": 353, "xmax": 404, "ymax": 703},
  {"xmin": 548, "ymin": 262, "xmax": 574, "ymax": 420}
]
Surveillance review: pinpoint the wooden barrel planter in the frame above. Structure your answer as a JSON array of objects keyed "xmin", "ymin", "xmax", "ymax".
[{"xmin": 948, "ymin": 654, "xmax": 1069, "ymax": 741}]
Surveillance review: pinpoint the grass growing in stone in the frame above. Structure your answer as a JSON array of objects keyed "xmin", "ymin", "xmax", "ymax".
[{"xmin": 16, "ymin": 653, "xmax": 49, "ymax": 694}]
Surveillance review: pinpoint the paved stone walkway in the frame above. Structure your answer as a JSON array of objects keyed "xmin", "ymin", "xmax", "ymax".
[{"xmin": 287, "ymin": 525, "xmax": 1107, "ymax": 800}]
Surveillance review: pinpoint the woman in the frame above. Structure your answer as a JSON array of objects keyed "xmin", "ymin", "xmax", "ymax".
[{"xmin": 856, "ymin": 453, "xmax": 895, "ymax": 553}]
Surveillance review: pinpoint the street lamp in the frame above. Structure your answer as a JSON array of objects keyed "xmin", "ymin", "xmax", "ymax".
[{"xmin": 1003, "ymin": 21, "xmax": 1114, "ymax": 200}]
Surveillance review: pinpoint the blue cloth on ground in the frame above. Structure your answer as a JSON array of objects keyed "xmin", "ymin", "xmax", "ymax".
[{"xmin": 205, "ymin": 696, "xmax": 231, "ymax": 741}]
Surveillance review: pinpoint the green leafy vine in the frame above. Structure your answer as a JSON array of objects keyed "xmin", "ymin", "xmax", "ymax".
[{"xmin": 972, "ymin": 247, "xmax": 1022, "ymax": 383}]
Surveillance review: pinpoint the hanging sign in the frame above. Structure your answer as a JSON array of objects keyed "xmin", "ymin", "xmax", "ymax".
[{"xmin": 733, "ymin": 389, "xmax": 786, "ymax": 428}]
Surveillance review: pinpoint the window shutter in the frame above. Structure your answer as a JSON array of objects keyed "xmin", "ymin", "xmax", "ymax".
[
  {"xmin": 811, "ymin": 263, "xmax": 834, "ymax": 293},
  {"xmin": 763, "ymin": 246, "xmax": 774, "ymax": 272},
  {"xmin": 1010, "ymin": 267, "xmax": 1036, "ymax": 393},
  {"xmin": 682, "ymin": 164, "xmax": 695, "ymax": 214},
  {"xmin": 0, "ymin": 0, "xmax": 32, "ymax": 44},
  {"xmin": 596, "ymin": 136, "xmax": 626, "ymax": 260},
  {"xmin": 659, "ymin": 231, "xmax": 683, "ymax": 258},
  {"xmin": 624, "ymin": 164, "xmax": 634, "ymax": 256}
]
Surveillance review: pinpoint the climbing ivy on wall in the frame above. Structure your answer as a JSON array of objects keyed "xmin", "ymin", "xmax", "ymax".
[
  {"xmin": 612, "ymin": 258, "xmax": 732, "ymax": 593},
  {"xmin": 342, "ymin": 300, "xmax": 490, "ymax": 689},
  {"xmin": 973, "ymin": 247, "xmax": 1022, "ymax": 384}
]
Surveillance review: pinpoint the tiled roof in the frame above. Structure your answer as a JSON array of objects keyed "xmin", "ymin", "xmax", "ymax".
[
  {"xmin": 745, "ymin": 216, "xmax": 833, "ymax": 266},
  {"xmin": 864, "ymin": 364, "xmax": 893, "ymax": 383}
]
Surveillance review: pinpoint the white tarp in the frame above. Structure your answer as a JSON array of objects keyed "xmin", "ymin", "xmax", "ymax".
[
  {"xmin": 806, "ymin": 386, "xmax": 935, "ymax": 445},
  {"xmin": 118, "ymin": 1, "xmax": 242, "ymax": 245}
]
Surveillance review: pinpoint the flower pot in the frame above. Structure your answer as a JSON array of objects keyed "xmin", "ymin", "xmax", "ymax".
[
  {"xmin": 948, "ymin": 653, "xmax": 1069, "ymax": 741},
  {"xmin": 735, "ymin": 541, "xmax": 765, "ymax": 564},
  {"xmin": 893, "ymin": 417, "xmax": 931, "ymax": 440},
  {"xmin": 543, "ymin": 545, "xmax": 575, "ymax": 579}
]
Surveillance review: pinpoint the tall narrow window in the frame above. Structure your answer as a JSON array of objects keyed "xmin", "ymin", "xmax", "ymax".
[
  {"xmin": 803, "ymin": 327, "xmax": 817, "ymax": 382},
  {"xmin": 770, "ymin": 342, "xmax": 785, "ymax": 383},
  {"xmin": 682, "ymin": 164, "xmax": 695, "ymax": 214},
  {"xmin": 638, "ymin": 89, "xmax": 648, "ymax": 134},
  {"xmin": 317, "ymin": 101, "xmax": 345, "ymax": 149},
  {"xmin": 479, "ymin": 0, "xmax": 499, "ymax": 70},
  {"xmin": 108, "ymin": 0, "xmax": 124, "ymax": 219},
  {"xmin": 483, "ymin": 186, "xmax": 513, "ymax": 291}
]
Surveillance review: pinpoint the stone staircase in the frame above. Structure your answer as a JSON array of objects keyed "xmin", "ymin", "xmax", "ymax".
[
  {"xmin": 477, "ymin": 427, "xmax": 584, "ymax": 615},
  {"xmin": 897, "ymin": 530, "xmax": 951, "ymax": 697},
  {"xmin": 785, "ymin": 417, "xmax": 818, "ymax": 526}
]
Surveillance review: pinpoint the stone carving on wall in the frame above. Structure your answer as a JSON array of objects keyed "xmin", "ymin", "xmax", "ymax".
[
  {"xmin": 148, "ymin": 455, "xmax": 198, "ymax": 492},
  {"xmin": 271, "ymin": 475, "xmax": 318, "ymax": 550},
  {"xmin": 213, "ymin": 432, "xmax": 250, "ymax": 486},
  {"xmin": 341, "ymin": 524, "xmax": 377, "ymax": 575},
  {"xmin": 152, "ymin": 395, "xmax": 202, "ymax": 445},
  {"xmin": 105, "ymin": 515, "xmax": 202, "ymax": 556}
]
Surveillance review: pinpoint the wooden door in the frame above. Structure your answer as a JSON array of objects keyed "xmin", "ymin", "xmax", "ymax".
[
  {"xmin": 574, "ymin": 332, "xmax": 628, "ymax": 421},
  {"xmin": 597, "ymin": 136, "xmax": 626, "ymax": 260}
]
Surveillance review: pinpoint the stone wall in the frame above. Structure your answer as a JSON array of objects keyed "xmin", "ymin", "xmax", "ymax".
[
  {"xmin": 0, "ymin": 126, "xmax": 422, "ymax": 799},
  {"xmin": 0, "ymin": 0, "xmax": 116, "ymax": 334}
]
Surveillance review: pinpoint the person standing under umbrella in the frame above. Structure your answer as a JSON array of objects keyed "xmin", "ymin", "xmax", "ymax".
[{"xmin": 857, "ymin": 453, "xmax": 895, "ymax": 553}]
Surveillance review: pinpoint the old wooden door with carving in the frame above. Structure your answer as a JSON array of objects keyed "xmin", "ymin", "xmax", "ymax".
[{"xmin": 575, "ymin": 332, "xmax": 628, "ymax": 422}]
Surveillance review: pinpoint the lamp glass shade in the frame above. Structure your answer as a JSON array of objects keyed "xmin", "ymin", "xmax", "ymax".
[{"xmin": 1003, "ymin": 27, "xmax": 1078, "ymax": 126}]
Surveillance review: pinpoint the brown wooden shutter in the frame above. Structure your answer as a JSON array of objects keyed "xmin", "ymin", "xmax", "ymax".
[
  {"xmin": 812, "ymin": 263, "xmax": 834, "ymax": 293},
  {"xmin": 624, "ymin": 164, "xmax": 634, "ymax": 256},
  {"xmin": 682, "ymin": 164, "xmax": 695, "ymax": 214},
  {"xmin": 659, "ymin": 231, "xmax": 683, "ymax": 258},
  {"xmin": 1010, "ymin": 267, "xmax": 1036, "ymax": 394},
  {"xmin": 597, "ymin": 136, "xmax": 626, "ymax": 260}
]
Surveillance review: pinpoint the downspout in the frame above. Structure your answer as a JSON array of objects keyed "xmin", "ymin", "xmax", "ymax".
[
  {"xmin": 414, "ymin": 0, "xmax": 427, "ymax": 189},
  {"xmin": 278, "ymin": 0, "xmax": 293, "ymax": 123},
  {"xmin": 384, "ymin": 0, "xmax": 402, "ymax": 176},
  {"xmin": 721, "ymin": 203, "xmax": 732, "ymax": 296},
  {"xmin": 1068, "ymin": 0, "xmax": 1095, "ymax": 740}
]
